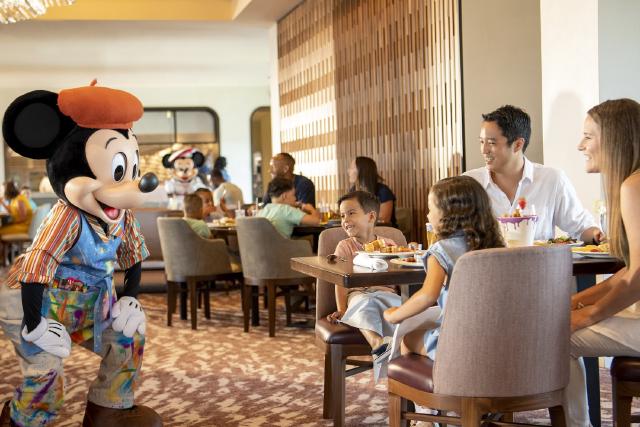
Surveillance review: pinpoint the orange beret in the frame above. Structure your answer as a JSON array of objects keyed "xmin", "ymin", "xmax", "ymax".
[{"xmin": 57, "ymin": 80, "xmax": 143, "ymax": 129}]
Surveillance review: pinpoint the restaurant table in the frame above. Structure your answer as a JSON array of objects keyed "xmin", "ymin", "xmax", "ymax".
[{"xmin": 291, "ymin": 254, "xmax": 625, "ymax": 427}]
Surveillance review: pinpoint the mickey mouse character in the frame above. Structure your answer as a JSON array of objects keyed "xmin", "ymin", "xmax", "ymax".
[
  {"xmin": 0, "ymin": 81, "xmax": 162, "ymax": 427},
  {"xmin": 162, "ymin": 147, "xmax": 206, "ymax": 210}
]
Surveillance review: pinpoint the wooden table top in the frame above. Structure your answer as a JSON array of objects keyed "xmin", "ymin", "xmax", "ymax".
[{"xmin": 291, "ymin": 255, "xmax": 625, "ymax": 288}]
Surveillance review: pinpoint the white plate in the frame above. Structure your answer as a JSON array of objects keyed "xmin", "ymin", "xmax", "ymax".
[
  {"xmin": 572, "ymin": 251, "xmax": 614, "ymax": 258},
  {"xmin": 390, "ymin": 258, "xmax": 424, "ymax": 268},
  {"xmin": 534, "ymin": 240, "xmax": 584, "ymax": 247},
  {"xmin": 355, "ymin": 250, "xmax": 415, "ymax": 258}
]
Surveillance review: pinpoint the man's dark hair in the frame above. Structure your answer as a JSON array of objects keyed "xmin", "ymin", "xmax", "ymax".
[
  {"xmin": 268, "ymin": 177, "xmax": 295, "ymax": 199},
  {"xmin": 482, "ymin": 105, "xmax": 531, "ymax": 152},
  {"xmin": 338, "ymin": 190, "xmax": 380, "ymax": 218}
]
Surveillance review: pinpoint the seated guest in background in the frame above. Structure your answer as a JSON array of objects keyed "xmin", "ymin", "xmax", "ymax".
[
  {"xmin": 211, "ymin": 168, "xmax": 244, "ymax": 209},
  {"xmin": 183, "ymin": 194, "xmax": 211, "ymax": 239},
  {"xmin": 20, "ymin": 185, "xmax": 37, "ymax": 212},
  {"xmin": 384, "ymin": 176, "xmax": 505, "ymax": 358},
  {"xmin": 263, "ymin": 152, "xmax": 316, "ymax": 206},
  {"xmin": 348, "ymin": 156, "xmax": 396, "ymax": 225},
  {"xmin": 327, "ymin": 190, "xmax": 401, "ymax": 374},
  {"xmin": 464, "ymin": 105, "xmax": 604, "ymax": 243},
  {"xmin": 257, "ymin": 177, "xmax": 320, "ymax": 238},
  {"xmin": 214, "ymin": 156, "xmax": 231, "ymax": 183},
  {"xmin": 566, "ymin": 99, "xmax": 640, "ymax": 427},
  {"xmin": 0, "ymin": 181, "xmax": 33, "ymax": 236}
]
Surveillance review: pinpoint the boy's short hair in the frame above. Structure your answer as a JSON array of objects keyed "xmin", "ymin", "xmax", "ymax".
[
  {"xmin": 338, "ymin": 190, "xmax": 380, "ymax": 217},
  {"xmin": 268, "ymin": 177, "xmax": 295, "ymax": 199},
  {"xmin": 482, "ymin": 105, "xmax": 531, "ymax": 152},
  {"xmin": 194, "ymin": 187, "xmax": 212, "ymax": 197},
  {"xmin": 183, "ymin": 194, "xmax": 203, "ymax": 217}
]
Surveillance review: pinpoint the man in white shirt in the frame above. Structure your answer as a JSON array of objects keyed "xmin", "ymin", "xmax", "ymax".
[
  {"xmin": 464, "ymin": 105, "xmax": 604, "ymax": 243},
  {"xmin": 211, "ymin": 168, "xmax": 244, "ymax": 209}
]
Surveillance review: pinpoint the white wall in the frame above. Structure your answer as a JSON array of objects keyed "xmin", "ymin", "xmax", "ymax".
[
  {"xmin": 0, "ymin": 21, "xmax": 271, "ymax": 201},
  {"xmin": 461, "ymin": 0, "xmax": 543, "ymax": 170},
  {"xmin": 540, "ymin": 0, "xmax": 601, "ymax": 217},
  {"xmin": 598, "ymin": 0, "xmax": 640, "ymax": 102}
]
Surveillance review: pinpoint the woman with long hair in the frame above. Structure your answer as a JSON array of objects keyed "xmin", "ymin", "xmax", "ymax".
[
  {"xmin": 0, "ymin": 180, "xmax": 33, "ymax": 236},
  {"xmin": 567, "ymin": 98, "xmax": 640, "ymax": 426},
  {"xmin": 348, "ymin": 156, "xmax": 397, "ymax": 225}
]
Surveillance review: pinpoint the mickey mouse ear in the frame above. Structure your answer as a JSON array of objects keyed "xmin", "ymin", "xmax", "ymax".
[{"xmin": 2, "ymin": 90, "xmax": 75, "ymax": 159}]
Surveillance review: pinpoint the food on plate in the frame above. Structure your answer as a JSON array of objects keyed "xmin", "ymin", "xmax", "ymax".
[
  {"xmin": 497, "ymin": 198, "xmax": 538, "ymax": 247},
  {"xmin": 364, "ymin": 239, "xmax": 387, "ymax": 252},
  {"xmin": 572, "ymin": 243, "xmax": 610, "ymax": 253},
  {"xmin": 535, "ymin": 236, "xmax": 578, "ymax": 245},
  {"xmin": 220, "ymin": 217, "xmax": 236, "ymax": 226},
  {"xmin": 403, "ymin": 257, "xmax": 417, "ymax": 263}
]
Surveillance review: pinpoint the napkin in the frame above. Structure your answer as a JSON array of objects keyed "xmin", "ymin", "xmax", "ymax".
[{"xmin": 352, "ymin": 254, "xmax": 388, "ymax": 271}]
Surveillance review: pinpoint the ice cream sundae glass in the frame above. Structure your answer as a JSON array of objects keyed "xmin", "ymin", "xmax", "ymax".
[{"xmin": 497, "ymin": 197, "xmax": 538, "ymax": 247}]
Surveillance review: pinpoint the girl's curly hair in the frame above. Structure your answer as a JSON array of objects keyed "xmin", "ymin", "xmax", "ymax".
[{"xmin": 430, "ymin": 176, "xmax": 505, "ymax": 250}]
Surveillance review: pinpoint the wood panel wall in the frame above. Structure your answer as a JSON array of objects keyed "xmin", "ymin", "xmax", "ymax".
[{"xmin": 278, "ymin": 0, "xmax": 463, "ymax": 242}]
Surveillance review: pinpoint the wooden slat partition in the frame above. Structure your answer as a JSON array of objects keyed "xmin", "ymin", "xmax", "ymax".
[{"xmin": 278, "ymin": 0, "xmax": 463, "ymax": 242}]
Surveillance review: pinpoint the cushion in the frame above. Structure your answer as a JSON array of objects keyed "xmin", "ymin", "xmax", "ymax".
[
  {"xmin": 611, "ymin": 357, "xmax": 640, "ymax": 382},
  {"xmin": 315, "ymin": 317, "xmax": 368, "ymax": 345},
  {"xmin": 388, "ymin": 353, "xmax": 435, "ymax": 393}
]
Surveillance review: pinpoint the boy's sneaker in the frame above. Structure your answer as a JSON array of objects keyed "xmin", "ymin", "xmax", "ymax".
[{"xmin": 372, "ymin": 342, "xmax": 391, "ymax": 382}]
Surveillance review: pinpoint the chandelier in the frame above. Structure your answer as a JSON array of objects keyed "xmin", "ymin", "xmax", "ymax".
[{"xmin": 0, "ymin": 0, "xmax": 75, "ymax": 24}]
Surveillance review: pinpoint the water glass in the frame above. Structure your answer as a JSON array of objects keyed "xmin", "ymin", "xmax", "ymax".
[{"xmin": 235, "ymin": 208, "xmax": 246, "ymax": 218}]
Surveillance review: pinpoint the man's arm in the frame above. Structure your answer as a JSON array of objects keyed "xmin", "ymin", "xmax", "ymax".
[{"xmin": 553, "ymin": 170, "xmax": 601, "ymax": 239}]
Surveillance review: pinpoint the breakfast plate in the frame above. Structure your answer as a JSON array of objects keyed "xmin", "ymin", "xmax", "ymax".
[
  {"xmin": 390, "ymin": 258, "xmax": 424, "ymax": 268},
  {"xmin": 534, "ymin": 239, "xmax": 584, "ymax": 247},
  {"xmin": 355, "ymin": 250, "xmax": 415, "ymax": 258},
  {"xmin": 571, "ymin": 250, "xmax": 614, "ymax": 259},
  {"xmin": 571, "ymin": 244, "xmax": 613, "ymax": 258}
]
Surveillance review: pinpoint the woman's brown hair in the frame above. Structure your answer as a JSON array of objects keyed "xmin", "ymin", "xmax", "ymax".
[
  {"xmin": 430, "ymin": 176, "xmax": 505, "ymax": 250},
  {"xmin": 4, "ymin": 181, "xmax": 19, "ymax": 200},
  {"xmin": 354, "ymin": 156, "xmax": 383, "ymax": 194},
  {"xmin": 588, "ymin": 98, "xmax": 640, "ymax": 265}
]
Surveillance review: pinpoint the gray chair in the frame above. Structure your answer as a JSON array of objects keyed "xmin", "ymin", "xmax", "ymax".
[
  {"xmin": 315, "ymin": 226, "xmax": 407, "ymax": 427},
  {"xmin": 157, "ymin": 217, "xmax": 242, "ymax": 330},
  {"xmin": 387, "ymin": 245, "xmax": 572, "ymax": 427},
  {"xmin": 235, "ymin": 217, "xmax": 315, "ymax": 337},
  {"xmin": 1, "ymin": 203, "xmax": 51, "ymax": 264}
]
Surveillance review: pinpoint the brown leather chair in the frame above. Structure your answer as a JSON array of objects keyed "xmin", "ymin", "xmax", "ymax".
[
  {"xmin": 235, "ymin": 217, "xmax": 315, "ymax": 337},
  {"xmin": 315, "ymin": 226, "xmax": 407, "ymax": 427},
  {"xmin": 157, "ymin": 217, "xmax": 242, "ymax": 330},
  {"xmin": 611, "ymin": 357, "xmax": 640, "ymax": 426},
  {"xmin": 387, "ymin": 246, "xmax": 572, "ymax": 427}
]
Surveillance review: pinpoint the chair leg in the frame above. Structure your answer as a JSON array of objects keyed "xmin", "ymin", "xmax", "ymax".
[
  {"xmin": 179, "ymin": 283, "xmax": 187, "ymax": 320},
  {"xmin": 267, "ymin": 281, "xmax": 277, "ymax": 337},
  {"xmin": 284, "ymin": 288, "xmax": 292, "ymax": 326},
  {"xmin": 242, "ymin": 284, "xmax": 251, "ymax": 333},
  {"xmin": 204, "ymin": 288, "xmax": 211, "ymax": 319},
  {"xmin": 548, "ymin": 405, "xmax": 567, "ymax": 427},
  {"xmin": 612, "ymin": 378, "xmax": 632, "ymax": 427},
  {"xmin": 461, "ymin": 398, "xmax": 482, "ymax": 427},
  {"xmin": 252, "ymin": 286, "xmax": 260, "ymax": 326},
  {"xmin": 167, "ymin": 282, "xmax": 176, "ymax": 326},
  {"xmin": 188, "ymin": 278, "xmax": 198, "ymax": 330},
  {"xmin": 388, "ymin": 392, "xmax": 406, "ymax": 427},
  {"xmin": 322, "ymin": 352, "xmax": 333, "ymax": 419},
  {"xmin": 330, "ymin": 344, "xmax": 346, "ymax": 427}
]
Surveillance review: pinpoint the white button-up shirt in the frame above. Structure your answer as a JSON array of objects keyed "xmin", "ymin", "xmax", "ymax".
[{"xmin": 464, "ymin": 158, "xmax": 598, "ymax": 240}]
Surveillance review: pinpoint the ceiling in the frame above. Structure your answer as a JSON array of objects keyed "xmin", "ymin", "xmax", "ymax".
[{"xmin": 38, "ymin": 0, "xmax": 303, "ymax": 22}]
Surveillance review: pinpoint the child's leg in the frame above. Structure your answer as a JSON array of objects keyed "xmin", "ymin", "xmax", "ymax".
[
  {"xmin": 401, "ymin": 329, "xmax": 429, "ymax": 356},
  {"xmin": 0, "ymin": 285, "xmax": 65, "ymax": 426},
  {"xmin": 360, "ymin": 328, "xmax": 384, "ymax": 350},
  {"xmin": 85, "ymin": 326, "xmax": 145, "ymax": 409}
]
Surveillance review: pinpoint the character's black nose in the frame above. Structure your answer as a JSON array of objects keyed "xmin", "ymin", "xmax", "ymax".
[{"xmin": 139, "ymin": 173, "xmax": 159, "ymax": 193}]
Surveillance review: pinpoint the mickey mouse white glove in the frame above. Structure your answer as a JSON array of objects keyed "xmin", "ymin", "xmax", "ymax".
[
  {"xmin": 111, "ymin": 296, "xmax": 146, "ymax": 337},
  {"xmin": 22, "ymin": 317, "xmax": 72, "ymax": 358}
]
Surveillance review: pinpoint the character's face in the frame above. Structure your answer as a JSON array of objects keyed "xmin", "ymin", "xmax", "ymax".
[
  {"xmin": 578, "ymin": 115, "xmax": 602, "ymax": 173},
  {"xmin": 348, "ymin": 159, "xmax": 358, "ymax": 185},
  {"xmin": 340, "ymin": 198, "xmax": 376, "ymax": 241},
  {"xmin": 172, "ymin": 158, "xmax": 198, "ymax": 182},
  {"xmin": 64, "ymin": 129, "xmax": 151, "ymax": 224},
  {"xmin": 479, "ymin": 121, "xmax": 523, "ymax": 173}
]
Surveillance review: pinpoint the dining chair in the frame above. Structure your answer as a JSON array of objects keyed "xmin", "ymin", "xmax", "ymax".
[
  {"xmin": 315, "ymin": 226, "xmax": 407, "ymax": 427},
  {"xmin": 157, "ymin": 217, "xmax": 243, "ymax": 330},
  {"xmin": 610, "ymin": 357, "xmax": 640, "ymax": 426},
  {"xmin": 1, "ymin": 203, "xmax": 51, "ymax": 265},
  {"xmin": 235, "ymin": 217, "xmax": 315, "ymax": 337},
  {"xmin": 387, "ymin": 245, "xmax": 572, "ymax": 427}
]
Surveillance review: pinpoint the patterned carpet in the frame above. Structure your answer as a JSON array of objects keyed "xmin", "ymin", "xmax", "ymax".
[{"xmin": 0, "ymin": 287, "xmax": 637, "ymax": 426}]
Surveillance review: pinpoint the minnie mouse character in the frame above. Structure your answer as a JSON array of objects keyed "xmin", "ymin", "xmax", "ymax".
[
  {"xmin": 162, "ymin": 147, "xmax": 206, "ymax": 210},
  {"xmin": 0, "ymin": 81, "xmax": 162, "ymax": 427}
]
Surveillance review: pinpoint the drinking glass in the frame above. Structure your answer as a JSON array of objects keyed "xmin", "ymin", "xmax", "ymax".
[{"xmin": 425, "ymin": 223, "xmax": 437, "ymax": 248}]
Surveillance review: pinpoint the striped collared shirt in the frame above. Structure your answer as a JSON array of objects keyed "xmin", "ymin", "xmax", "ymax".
[{"xmin": 5, "ymin": 200, "xmax": 148, "ymax": 288}]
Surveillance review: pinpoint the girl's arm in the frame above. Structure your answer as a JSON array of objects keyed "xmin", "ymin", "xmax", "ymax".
[
  {"xmin": 385, "ymin": 256, "xmax": 445, "ymax": 324},
  {"xmin": 571, "ymin": 268, "xmax": 622, "ymax": 309},
  {"xmin": 378, "ymin": 201, "xmax": 393, "ymax": 223},
  {"xmin": 573, "ymin": 175, "xmax": 640, "ymax": 331}
]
